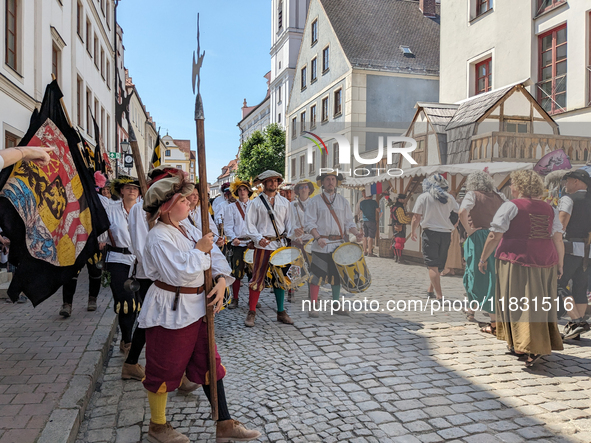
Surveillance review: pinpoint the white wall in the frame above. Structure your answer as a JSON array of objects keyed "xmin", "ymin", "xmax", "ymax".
[{"xmin": 0, "ymin": 0, "xmax": 115, "ymax": 153}]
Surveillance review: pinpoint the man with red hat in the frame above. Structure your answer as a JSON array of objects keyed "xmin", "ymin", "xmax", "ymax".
[{"xmin": 244, "ymin": 170, "xmax": 293, "ymax": 327}]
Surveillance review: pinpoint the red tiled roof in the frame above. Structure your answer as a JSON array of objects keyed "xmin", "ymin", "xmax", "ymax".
[{"xmin": 174, "ymin": 139, "xmax": 191, "ymax": 154}]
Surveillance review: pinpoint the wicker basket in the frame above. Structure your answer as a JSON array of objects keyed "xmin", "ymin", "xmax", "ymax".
[{"xmin": 378, "ymin": 238, "xmax": 394, "ymax": 258}]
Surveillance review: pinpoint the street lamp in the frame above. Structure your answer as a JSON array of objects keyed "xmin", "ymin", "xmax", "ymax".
[{"xmin": 120, "ymin": 139, "xmax": 130, "ymax": 174}]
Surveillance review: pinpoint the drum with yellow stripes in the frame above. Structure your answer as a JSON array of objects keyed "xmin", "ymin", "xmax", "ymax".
[
  {"xmin": 269, "ymin": 246, "xmax": 309, "ymax": 290},
  {"xmin": 332, "ymin": 242, "xmax": 371, "ymax": 293}
]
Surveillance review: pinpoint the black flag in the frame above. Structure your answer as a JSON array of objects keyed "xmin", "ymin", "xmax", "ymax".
[
  {"xmin": 92, "ymin": 116, "xmax": 106, "ymax": 174},
  {"xmin": 0, "ymin": 80, "xmax": 110, "ymax": 306}
]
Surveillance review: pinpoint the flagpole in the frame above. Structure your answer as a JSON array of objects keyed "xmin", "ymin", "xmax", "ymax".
[
  {"xmin": 193, "ymin": 13, "xmax": 218, "ymax": 421},
  {"xmin": 127, "ymin": 122, "xmax": 148, "ymax": 195}
]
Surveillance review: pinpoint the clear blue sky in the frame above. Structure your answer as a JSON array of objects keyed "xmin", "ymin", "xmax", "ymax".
[{"xmin": 117, "ymin": 0, "xmax": 271, "ymax": 181}]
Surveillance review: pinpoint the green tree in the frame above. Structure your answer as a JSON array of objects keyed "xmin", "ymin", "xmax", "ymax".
[{"xmin": 237, "ymin": 123, "xmax": 285, "ymax": 181}]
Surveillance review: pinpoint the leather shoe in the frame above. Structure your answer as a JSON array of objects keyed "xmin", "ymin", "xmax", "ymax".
[
  {"xmin": 245, "ymin": 310, "xmax": 256, "ymax": 327},
  {"xmin": 216, "ymin": 419, "xmax": 261, "ymax": 442},
  {"xmin": 277, "ymin": 310, "xmax": 294, "ymax": 325}
]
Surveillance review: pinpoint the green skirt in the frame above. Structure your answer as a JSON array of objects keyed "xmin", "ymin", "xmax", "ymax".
[{"xmin": 463, "ymin": 229, "xmax": 495, "ymax": 313}]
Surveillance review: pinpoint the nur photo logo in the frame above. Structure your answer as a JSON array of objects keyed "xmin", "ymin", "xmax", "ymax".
[{"xmin": 304, "ymin": 132, "xmax": 419, "ymax": 177}]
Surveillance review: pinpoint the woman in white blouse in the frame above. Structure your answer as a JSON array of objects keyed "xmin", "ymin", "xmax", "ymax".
[
  {"xmin": 138, "ymin": 169, "xmax": 260, "ymax": 443},
  {"xmin": 478, "ymin": 170, "xmax": 564, "ymax": 368}
]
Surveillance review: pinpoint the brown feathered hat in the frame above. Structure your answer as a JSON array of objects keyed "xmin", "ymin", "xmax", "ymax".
[{"xmin": 143, "ymin": 167, "xmax": 194, "ymax": 223}]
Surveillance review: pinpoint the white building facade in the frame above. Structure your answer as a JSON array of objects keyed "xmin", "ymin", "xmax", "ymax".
[
  {"xmin": 125, "ymin": 72, "xmax": 157, "ymax": 178},
  {"xmin": 440, "ymin": 0, "xmax": 591, "ymax": 136},
  {"xmin": 286, "ymin": 0, "xmax": 440, "ymax": 184},
  {"xmin": 269, "ymin": 0, "xmax": 310, "ymax": 127},
  {"xmin": 1, "ymin": 0, "xmax": 116, "ymax": 153},
  {"xmin": 238, "ymin": 72, "xmax": 271, "ymax": 148}
]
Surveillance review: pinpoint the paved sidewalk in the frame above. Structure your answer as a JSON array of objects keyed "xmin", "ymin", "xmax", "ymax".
[
  {"xmin": 0, "ymin": 270, "xmax": 116, "ymax": 443},
  {"xmin": 77, "ymin": 257, "xmax": 591, "ymax": 442}
]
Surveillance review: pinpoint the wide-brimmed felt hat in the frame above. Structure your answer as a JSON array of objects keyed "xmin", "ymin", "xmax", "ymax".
[
  {"xmin": 316, "ymin": 171, "xmax": 344, "ymax": 186},
  {"xmin": 110, "ymin": 175, "xmax": 140, "ymax": 198},
  {"xmin": 143, "ymin": 169, "xmax": 194, "ymax": 222},
  {"xmin": 253, "ymin": 170, "xmax": 284, "ymax": 186},
  {"xmin": 229, "ymin": 177, "xmax": 253, "ymax": 198},
  {"xmin": 294, "ymin": 179, "xmax": 316, "ymax": 196},
  {"xmin": 563, "ymin": 169, "xmax": 591, "ymax": 187}
]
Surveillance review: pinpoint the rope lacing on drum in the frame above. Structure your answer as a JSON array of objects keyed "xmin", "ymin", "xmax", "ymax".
[{"xmin": 529, "ymin": 214, "xmax": 551, "ymax": 239}]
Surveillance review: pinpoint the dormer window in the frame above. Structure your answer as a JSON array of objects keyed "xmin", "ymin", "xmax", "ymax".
[{"xmin": 400, "ymin": 46, "xmax": 413, "ymax": 55}]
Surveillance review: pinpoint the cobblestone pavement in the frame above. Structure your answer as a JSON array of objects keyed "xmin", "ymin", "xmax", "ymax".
[
  {"xmin": 0, "ymin": 271, "xmax": 114, "ymax": 443},
  {"xmin": 76, "ymin": 257, "xmax": 591, "ymax": 443}
]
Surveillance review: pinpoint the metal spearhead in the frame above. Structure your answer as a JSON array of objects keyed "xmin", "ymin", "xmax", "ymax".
[{"xmin": 193, "ymin": 14, "xmax": 205, "ymax": 120}]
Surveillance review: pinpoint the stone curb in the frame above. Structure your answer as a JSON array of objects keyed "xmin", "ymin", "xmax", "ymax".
[{"xmin": 38, "ymin": 293, "xmax": 117, "ymax": 443}]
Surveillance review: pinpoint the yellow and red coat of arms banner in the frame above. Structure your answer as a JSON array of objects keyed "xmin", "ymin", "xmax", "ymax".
[{"xmin": 0, "ymin": 119, "xmax": 92, "ymax": 266}]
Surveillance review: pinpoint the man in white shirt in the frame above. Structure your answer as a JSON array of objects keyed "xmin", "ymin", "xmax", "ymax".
[
  {"xmin": 224, "ymin": 179, "xmax": 253, "ymax": 309},
  {"xmin": 104, "ymin": 176, "xmax": 141, "ymax": 355},
  {"xmin": 305, "ymin": 172, "xmax": 363, "ymax": 316},
  {"xmin": 557, "ymin": 169, "xmax": 591, "ymax": 339},
  {"xmin": 244, "ymin": 170, "xmax": 293, "ymax": 327},
  {"xmin": 212, "ymin": 182, "xmax": 231, "ymax": 226},
  {"xmin": 410, "ymin": 173, "xmax": 459, "ymax": 300}
]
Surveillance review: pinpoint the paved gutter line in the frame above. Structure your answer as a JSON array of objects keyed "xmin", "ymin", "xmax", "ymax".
[{"xmin": 37, "ymin": 294, "xmax": 117, "ymax": 443}]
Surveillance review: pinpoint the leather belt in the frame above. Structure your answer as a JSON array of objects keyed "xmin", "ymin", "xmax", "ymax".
[
  {"xmin": 319, "ymin": 235, "xmax": 344, "ymax": 241},
  {"xmin": 264, "ymin": 235, "xmax": 284, "ymax": 241},
  {"xmin": 107, "ymin": 245, "xmax": 132, "ymax": 255},
  {"xmin": 154, "ymin": 280, "xmax": 205, "ymax": 311}
]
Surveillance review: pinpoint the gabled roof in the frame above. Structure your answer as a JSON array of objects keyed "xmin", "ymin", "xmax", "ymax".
[
  {"xmin": 174, "ymin": 139, "xmax": 191, "ymax": 154},
  {"xmin": 446, "ymin": 85, "xmax": 514, "ymax": 131},
  {"xmin": 217, "ymin": 159, "xmax": 238, "ymax": 180},
  {"xmin": 416, "ymin": 103, "xmax": 458, "ymax": 134},
  {"xmin": 320, "ymin": 0, "xmax": 440, "ymax": 74}
]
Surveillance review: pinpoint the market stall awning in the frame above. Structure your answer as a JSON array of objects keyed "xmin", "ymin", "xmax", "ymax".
[{"xmin": 342, "ymin": 162, "xmax": 534, "ymax": 188}]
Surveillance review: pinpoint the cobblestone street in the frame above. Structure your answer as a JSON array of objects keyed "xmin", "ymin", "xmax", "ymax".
[
  {"xmin": 76, "ymin": 257, "xmax": 591, "ymax": 443},
  {"xmin": 0, "ymin": 272, "xmax": 115, "ymax": 443}
]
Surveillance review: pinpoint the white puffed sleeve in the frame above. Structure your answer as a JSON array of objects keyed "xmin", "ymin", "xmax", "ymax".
[
  {"xmin": 489, "ymin": 202, "xmax": 518, "ymax": 234},
  {"xmin": 144, "ymin": 240, "xmax": 211, "ymax": 287}
]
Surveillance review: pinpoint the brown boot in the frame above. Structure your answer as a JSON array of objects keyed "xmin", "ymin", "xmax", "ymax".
[
  {"xmin": 59, "ymin": 303, "xmax": 72, "ymax": 318},
  {"xmin": 277, "ymin": 310, "xmax": 294, "ymax": 325},
  {"xmin": 177, "ymin": 374, "xmax": 199, "ymax": 393},
  {"xmin": 119, "ymin": 340, "xmax": 131, "ymax": 355},
  {"xmin": 216, "ymin": 419, "xmax": 261, "ymax": 442},
  {"xmin": 244, "ymin": 310, "xmax": 256, "ymax": 327},
  {"xmin": 228, "ymin": 298, "xmax": 239, "ymax": 310},
  {"xmin": 87, "ymin": 296, "xmax": 97, "ymax": 311},
  {"xmin": 121, "ymin": 363, "xmax": 145, "ymax": 381},
  {"xmin": 147, "ymin": 421, "xmax": 189, "ymax": 443}
]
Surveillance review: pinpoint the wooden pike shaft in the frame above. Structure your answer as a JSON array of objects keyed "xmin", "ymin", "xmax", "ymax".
[
  {"xmin": 195, "ymin": 117, "xmax": 218, "ymax": 420},
  {"xmin": 127, "ymin": 126, "xmax": 148, "ymax": 196}
]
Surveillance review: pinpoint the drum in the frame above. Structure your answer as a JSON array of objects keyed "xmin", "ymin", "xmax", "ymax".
[
  {"xmin": 243, "ymin": 249, "xmax": 254, "ymax": 274},
  {"xmin": 303, "ymin": 239, "xmax": 313, "ymax": 265},
  {"xmin": 269, "ymin": 246, "xmax": 309, "ymax": 290},
  {"xmin": 332, "ymin": 242, "xmax": 371, "ymax": 293}
]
